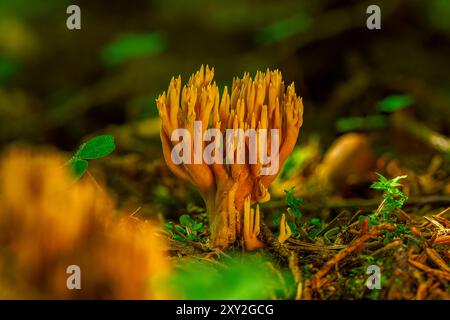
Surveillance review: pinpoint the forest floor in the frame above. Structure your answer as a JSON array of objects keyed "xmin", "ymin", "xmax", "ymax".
[{"xmin": 113, "ymin": 130, "xmax": 450, "ymax": 300}]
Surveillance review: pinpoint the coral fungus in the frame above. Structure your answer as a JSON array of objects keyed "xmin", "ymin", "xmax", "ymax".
[
  {"xmin": 278, "ymin": 213, "xmax": 292, "ymax": 244},
  {"xmin": 157, "ymin": 66, "xmax": 303, "ymax": 248},
  {"xmin": 0, "ymin": 147, "xmax": 169, "ymax": 299}
]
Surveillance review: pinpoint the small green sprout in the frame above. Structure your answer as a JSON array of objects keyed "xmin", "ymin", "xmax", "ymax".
[
  {"xmin": 368, "ymin": 173, "xmax": 411, "ymax": 242},
  {"xmin": 165, "ymin": 214, "xmax": 204, "ymax": 242},
  {"xmin": 284, "ymin": 187, "xmax": 303, "ymax": 220},
  {"xmin": 164, "ymin": 221, "xmax": 186, "ymax": 242},
  {"xmin": 370, "ymin": 173, "xmax": 408, "ymax": 220},
  {"xmin": 69, "ymin": 135, "xmax": 116, "ymax": 179},
  {"xmin": 179, "ymin": 214, "xmax": 204, "ymax": 240},
  {"xmin": 371, "ymin": 173, "xmax": 407, "ymax": 191},
  {"xmin": 354, "ymin": 173, "xmax": 418, "ymax": 246},
  {"xmin": 274, "ymin": 188, "xmax": 326, "ymax": 240},
  {"xmin": 376, "ymin": 94, "xmax": 415, "ymax": 113},
  {"xmin": 273, "ymin": 188, "xmax": 304, "ymax": 238}
]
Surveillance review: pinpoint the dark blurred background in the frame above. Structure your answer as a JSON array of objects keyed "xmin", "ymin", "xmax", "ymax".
[{"xmin": 1, "ymin": 0, "xmax": 449, "ymax": 148}]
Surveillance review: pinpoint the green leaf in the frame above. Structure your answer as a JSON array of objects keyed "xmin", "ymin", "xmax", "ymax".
[
  {"xmin": 284, "ymin": 187, "xmax": 303, "ymax": 219},
  {"xmin": 256, "ymin": 13, "xmax": 311, "ymax": 46},
  {"xmin": 70, "ymin": 158, "xmax": 88, "ymax": 179},
  {"xmin": 102, "ymin": 32, "xmax": 167, "ymax": 66},
  {"xmin": 390, "ymin": 175, "xmax": 408, "ymax": 186},
  {"xmin": 192, "ymin": 223, "xmax": 204, "ymax": 232},
  {"xmin": 370, "ymin": 173, "xmax": 408, "ymax": 222},
  {"xmin": 187, "ymin": 233, "xmax": 196, "ymax": 240},
  {"xmin": 371, "ymin": 173, "xmax": 407, "ymax": 191},
  {"xmin": 179, "ymin": 214, "xmax": 194, "ymax": 228},
  {"xmin": 370, "ymin": 173, "xmax": 389, "ymax": 190},
  {"xmin": 336, "ymin": 115, "xmax": 388, "ymax": 132},
  {"xmin": 75, "ymin": 135, "xmax": 116, "ymax": 159},
  {"xmin": 310, "ymin": 218, "xmax": 321, "ymax": 227},
  {"xmin": 376, "ymin": 173, "xmax": 388, "ymax": 183},
  {"xmin": 376, "ymin": 95, "xmax": 415, "ymax": 113},
  {"xmin": 370, "ymin": 181, "xmax": 386, "ymax": 190},
  {"xmin": 173, "ymin": 233, "xmax": 186, "ymax": 242},
  {"xmin": 175, "ymin": 225, "xmax": 186, "ymax": 234},
  {"xmin": 164, "ymin": 221, "xmax": 174, "ymax": 230}
]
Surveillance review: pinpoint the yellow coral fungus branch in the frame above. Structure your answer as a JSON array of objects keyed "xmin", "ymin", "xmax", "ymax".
[{"xmin": 278, "ymin": 213, "xmax": 292, "ymax": 244}]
